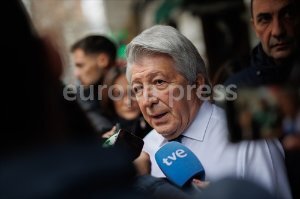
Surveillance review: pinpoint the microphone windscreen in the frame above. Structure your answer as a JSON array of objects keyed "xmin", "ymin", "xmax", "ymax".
[{"xmin": 155, "ymin": 141, "xmax": 205, "ymax": 187}]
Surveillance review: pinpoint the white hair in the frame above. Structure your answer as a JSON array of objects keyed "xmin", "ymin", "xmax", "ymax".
[{"xmin": 126, "ymin": 25, "xmax": 209, "ymax": 85}]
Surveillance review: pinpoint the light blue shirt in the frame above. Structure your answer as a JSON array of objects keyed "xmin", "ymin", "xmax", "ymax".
[{"xmin": 143, "ymin": 101, "xmax": 291, "ymax": 199}]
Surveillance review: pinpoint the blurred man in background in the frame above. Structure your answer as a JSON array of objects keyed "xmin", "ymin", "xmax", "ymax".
[
  {"xmin": 226, "ymin": 0, "xmax": 297, "ymax": 86},
  {"xmin": 70, "ymin": 35, "xmax": 117, "ymax": 134},
  {"xmin": 225, "ymin": 0, "xmax": 300, "ymax": 198}
]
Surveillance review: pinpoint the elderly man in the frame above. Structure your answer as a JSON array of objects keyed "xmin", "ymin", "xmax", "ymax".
[
  {"xmin": 226, "ymin": 0, "xmax": 298, "ymax": 86},
  {"xmin": 126, "ymin": 25, "xmax": 291, "ymax": 199}
]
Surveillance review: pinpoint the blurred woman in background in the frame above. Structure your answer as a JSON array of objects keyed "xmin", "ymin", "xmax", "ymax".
[{"xmin": 101, "ymin": 66, "xmax": 151, "ymax": 139}]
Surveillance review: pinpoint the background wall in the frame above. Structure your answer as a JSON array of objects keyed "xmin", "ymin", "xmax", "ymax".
[{"xmin": 22, "ymin": 0, "xmax": 257, "ymax": 85}]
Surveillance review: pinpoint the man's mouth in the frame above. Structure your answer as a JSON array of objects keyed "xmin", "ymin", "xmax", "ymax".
[
  {"xmin": 273, "ymin": 43, "xmax": 289, "ymax": 48},
  {"xmin": 151, "ymin": 112, "xmax": 168, "ymax": 119},
  {"xmin": 270, "ymin": 40, "xmax": 292, "ymax": 49}
]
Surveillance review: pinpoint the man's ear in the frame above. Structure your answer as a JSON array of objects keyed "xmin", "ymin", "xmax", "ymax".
[{"xmin": 96, "ymin": 53, "xmax": 110, "ymax": 69}]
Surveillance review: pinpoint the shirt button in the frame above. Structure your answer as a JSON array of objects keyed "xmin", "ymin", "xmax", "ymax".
[{"xmin": 256, "ymin": 70, "xmax": 261, "ymax": 76}]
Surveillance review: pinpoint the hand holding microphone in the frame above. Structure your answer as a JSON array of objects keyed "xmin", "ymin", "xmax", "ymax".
[
  {"xmin": 102, "ymin": 127, "xmax": 144, "ymax": 160},
  {"xmin": 155, "ymin": 141, "xmax": 207, "ymax": 192},
  {"xmin": 102, "ymin": 123, "xmax": 121, "ymax": 139}
]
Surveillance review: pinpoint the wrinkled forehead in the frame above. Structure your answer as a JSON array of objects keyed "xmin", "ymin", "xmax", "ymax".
[
  {"xmin": 252, "ymin": 0, "xmax": 293, "ymax": 17},
  {"xmin": 128, "ymin": 53, "xmax": 176, "ymax": 82}
]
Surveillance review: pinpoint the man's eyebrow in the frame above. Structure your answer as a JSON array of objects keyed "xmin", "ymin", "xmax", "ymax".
[
  {"xmin": 132, "ymin": 71, "xmax": 165, "ymax": 83},
  {"xmin": 256, "ymin": 13, "xmax": 271, "ymax": 20},
  {"xmin": 255, "ymin": 3, "xmax": 294, "ymax": 21},
  {"xmin": 147, "ymin": 71, "xmax": 165, "ymax": 78},
  {"xmin": 255, "ymin": 12, "xmax": 271, "ymax": 22},
  {"xmin": 131, "ymin": 79, "xmax": 141, "ymax": 84}
]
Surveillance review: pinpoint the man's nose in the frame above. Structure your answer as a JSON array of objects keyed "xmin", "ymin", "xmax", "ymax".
[
  {"xmin": 140, "ymin": 86, "xmax": 159, "ymax": 108},
  {"xmin": 271, "ymin": 17, "xmax": 285, "ymax": 38}
]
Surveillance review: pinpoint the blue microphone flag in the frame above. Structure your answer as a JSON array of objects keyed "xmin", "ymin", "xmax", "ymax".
[{"xmin": 155, "ymin": 141, "xmax": 205, "ymax": 187}]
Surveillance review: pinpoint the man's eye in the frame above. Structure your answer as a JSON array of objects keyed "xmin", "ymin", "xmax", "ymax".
[
  {"xmin": 154, "ymin": 79, "xmax": 166, "ymax": 85},
  {"xmin": 132, "ymin": 85, "xmax": 143, "ymax": 95},
  {"xmin": 258, "ymin": 17, "xmax": 271, "ymax": 24},
  {"xmin": 154, "ymin": 79, "xmax": 168, "ymax": 90},
  {"xmin": 257, "ymin": 14, "xmax": 272, "ymax": 24}
]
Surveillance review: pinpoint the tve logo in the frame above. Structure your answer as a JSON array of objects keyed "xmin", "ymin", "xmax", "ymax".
[
  {"xmin": 155, "ymin": 141, "xmax": 205, "ymax": 187},
  {"xmin": 162, "ymin": 149, "xmax": 187, "ymax": 166}
]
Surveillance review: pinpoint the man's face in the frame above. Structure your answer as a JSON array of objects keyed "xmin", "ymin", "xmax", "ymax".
[
  {"xmin": 72, "ymin": 49, "xmax": 102, "ymax": 86},
  {"xmin": 252, "ymin": 0, "xmax": 296, "ymax": 63},
  {"xmin": 130, "ymin": 54, "xmax": 200, "ymax": 140}
]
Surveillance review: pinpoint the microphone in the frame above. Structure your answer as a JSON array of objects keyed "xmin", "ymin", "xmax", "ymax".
[
  {"xmin": 155, "ymin": 141, "xmax": 205, "ymax": 187},
  {"xmin": 134, "ymin": 175, "xmax": 192, "ymax": 199},
  {"xmin": 102, "ymin": 129, "xmax": 144, "ymax": 160}
]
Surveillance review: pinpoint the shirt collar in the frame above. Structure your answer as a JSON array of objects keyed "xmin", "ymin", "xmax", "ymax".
[{"xmin": 182, "ymin": 101, "xmax": 213, "ymax": 141}]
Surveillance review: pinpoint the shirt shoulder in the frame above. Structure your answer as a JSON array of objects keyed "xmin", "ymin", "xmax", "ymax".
[
  {"xmin": 207, "ymin": 104, "xmax": 229, "ymax": 138},
  {"xmin": 211, "ymin": 104, "xmax": 226, "ymax": 120}
]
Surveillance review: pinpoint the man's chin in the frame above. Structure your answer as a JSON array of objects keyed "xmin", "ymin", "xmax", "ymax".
[
  {"xmin": 157, "ymin": 130, "xmax": 171, "ymax": 137},
  {"xmin": 272, "ymin": 49, "xmax": 293, "ymax": 61},
  {"xmin": 156, "ymin": 128, "xmax": 173, "ymax": 138},
  {"xmin": 272, "ymin": 55, "xmax": 293, "ymax": 65}
]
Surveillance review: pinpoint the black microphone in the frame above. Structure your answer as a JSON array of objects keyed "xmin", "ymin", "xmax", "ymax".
[
  {"xmin": 103, "ymin": 129, "xmax": 144, "ymax": 160},
  {"xmin": 134, "ymin": 175, "xmax": 192, "ymax": 199}
]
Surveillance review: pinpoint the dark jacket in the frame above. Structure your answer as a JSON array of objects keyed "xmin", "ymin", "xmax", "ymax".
[
  {"xmin": 225, "ymin": 44, "xmax": 295, "ymax": 87},
  {"xmin": 224, "ymin": 44, "xmax": 300, "ymax": 199},
  {"xmin": 0, "ymin": 142, "xmax": 143, "ymax": 199},
  {"xmin": 76, "ymin": 85, "xmax": 113, "ymax": 134}
]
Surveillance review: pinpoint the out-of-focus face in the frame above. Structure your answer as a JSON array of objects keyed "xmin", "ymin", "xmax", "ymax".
[
  {"xmin": 252, "ymin": 0, "xmax": 296, "ymax": 63},
  {"xmin": 113, "ymin": 74, "xmax": 140, "ymax": 120},
  {"xmin": 130, "ymin": 54, "xmax": 201, "ymax": 140},
  {"xmin": 72, "ymin": 49, "xmax": 102, "ymax": 86}
]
